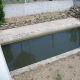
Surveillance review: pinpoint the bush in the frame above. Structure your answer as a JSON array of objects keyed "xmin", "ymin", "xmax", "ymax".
[
  {"xmin": 0, "ymin": 0, "xmax": 2, "ymax": 4},
  {"xmin": 0, "ymin": 0, "xmax": 5, "ymax": 25}
]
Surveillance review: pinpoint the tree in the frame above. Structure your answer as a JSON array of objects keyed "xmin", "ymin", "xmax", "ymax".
[{"xmin": 0, "ymin": 0, "xmax": 5, "ymax": 24}]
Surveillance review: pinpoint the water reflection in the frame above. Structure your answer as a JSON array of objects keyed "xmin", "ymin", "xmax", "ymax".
[
  {"xmin": 2, "ymin": 27, "xmax": 80, "ymax": 71},
  {"xmin": 77, "ymin": 28, "xmax": 80, "ymax": 45},
  {"xmin": 2, "ymin": 45, "xmax": 13, "ymax": 63},
  {"xmin": 13, "ymin": 42, "xmax": 36, "ymax": 69},
  {"xmin": 2, "ymin": 41, "xmax": 36, "ymax": 70},
  {"xmin": 52, "ymin": 34, "xmax": 54, "ymax": 47},
  {"xmin": 69, "ymin": 29, "xmax": 77, "ymax": 43}
]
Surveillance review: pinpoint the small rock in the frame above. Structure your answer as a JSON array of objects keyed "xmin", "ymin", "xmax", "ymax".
[
  {"xmin": 14, "ymin": 26, "xmax": 17, "ymax": 28},
  {"xmin": 70, "ymin": 13, "xmax": 75, "ymax": 17},
  {"xmin": 61, "ymin": 13, "xmax": 65, "ymax": 16}
]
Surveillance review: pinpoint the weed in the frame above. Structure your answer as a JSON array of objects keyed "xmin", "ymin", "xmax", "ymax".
[
  {"xmin": 0, "ymin": 21, "xmax": 3, "ymax": 25},
  {"xmin": 68, "ymin": 66, "xmax": 73, "ymax": 68},
  {"xmin": 55, "ymin": 70, "xmax": 62, "ymax": 80},
  {"xmin": 46, "ymin": 75, "xmax": 50, "ymax": 78},
  {"xmin": 31, "ymin": 78, "xmax": 34, "ymax": 80}
]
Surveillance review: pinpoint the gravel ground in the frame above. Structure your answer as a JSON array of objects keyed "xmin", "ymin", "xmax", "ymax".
[
  {"xmin": 0, "ymin": 11, "xmax": 68, "ymax": 30},
  {"xmin": 12, "ymin": 53, "xmax": 80, "ymax": 80}
]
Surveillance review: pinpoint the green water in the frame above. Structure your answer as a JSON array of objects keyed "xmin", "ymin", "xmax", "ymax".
[{"xmin": 2, "ymin": 27, "xmax": 80, "ymax": 71}]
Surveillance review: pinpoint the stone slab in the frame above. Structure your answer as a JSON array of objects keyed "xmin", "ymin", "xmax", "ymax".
[{"xmin": 0, "ymin": 18, "xmax": 80, "ymax": 45}]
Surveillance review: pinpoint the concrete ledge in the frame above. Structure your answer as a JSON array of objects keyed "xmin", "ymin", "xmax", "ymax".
[
  {"xmin": 0, "ymin": 18, "xmax": 80, "ymax": 45},
  {"xmin": 10, "ymin": 48, "xmax": 80, "ymax": 76}
]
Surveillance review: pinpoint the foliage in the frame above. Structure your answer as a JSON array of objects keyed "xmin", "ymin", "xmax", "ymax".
[
  {"xmin": 0, "ymin": 0, "xmax": 2, "ymax": 4},
  {"xmin": 0, "ymin": 0, "xmax": 5, "ymax": 25}
]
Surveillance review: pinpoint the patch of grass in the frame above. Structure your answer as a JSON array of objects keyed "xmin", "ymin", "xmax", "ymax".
[
  {"xmin": 46, "ymin": 75, "xmax": 50, "ymax": 78},
  {"xmin": 55, "ymin": 70, "xmax": 62, "ymax": 80},
  {"xmin": 68, "ymin": 65, "xmax": 73, "ymax": 68},
  {"xmin": 0, "ymin": 21, "xmax": 3, "ymax": 25},
  {"xmin": 49, "ymin": 68, "xmax": 52, "ymax": 71},
  {"xmin": 31, "ymin": 78, "xmax": 34, "ymax": 80}
]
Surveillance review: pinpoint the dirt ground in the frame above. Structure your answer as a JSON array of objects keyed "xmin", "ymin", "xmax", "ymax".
[
  {"xmin": 5, "ymin": 11, "xmax": 67, "ymax": 23},
  {"xmin": 12, "ymin": 52, "xmax": 80, "ymax": 80},
  {"xmin": 0, "ymin": 11, "xmax": 68, "ymax": 30}
]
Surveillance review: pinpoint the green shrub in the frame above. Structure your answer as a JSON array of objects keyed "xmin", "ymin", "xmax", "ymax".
[
  {"xmin": 0, "ymin": 0, "xmax": 2, "ymax": 4},
  {"xmin": 0, "ymin": 0, "xmax": 5, "ymax": 25}
]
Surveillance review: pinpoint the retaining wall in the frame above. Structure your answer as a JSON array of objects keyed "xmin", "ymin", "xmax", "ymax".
[{"xmin": 4, "ymin": 0, "xmax": 74, "ymax": 18}]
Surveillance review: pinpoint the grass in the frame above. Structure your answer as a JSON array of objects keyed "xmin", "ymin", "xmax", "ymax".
[
  {"xmin": 55, "ymin": 70, "xmax": 62, "ymax": 80},
  {"xmin": 31, "ymin": 78, "xmax": 34, "ymax": 80},
  {"xmin": 68, "ymin": 65, "xmax": 73, "ymax": 68},
  {"xmin": 46, "ymin": 75, "xmax": 50, "ymax": 78},
  {"xmin": 2, "ymin": 0, "xmax": 48, "ymax": 4},
  {"xmin": 2, "ymin": 0, "xmax": 24, "ymax": 4},
  {"xmin": 0, "ymin": 21, "xmax": 3, "ymax": 25}
]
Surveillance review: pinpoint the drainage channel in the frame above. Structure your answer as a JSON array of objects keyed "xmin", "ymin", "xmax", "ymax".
[
  {"xmin": 2, "ymin": 27, "xmax": 80, "ymax": 71},
  {"xmin": 0, "ymin": 18, "xmax": 80, "ymax": 77}
]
